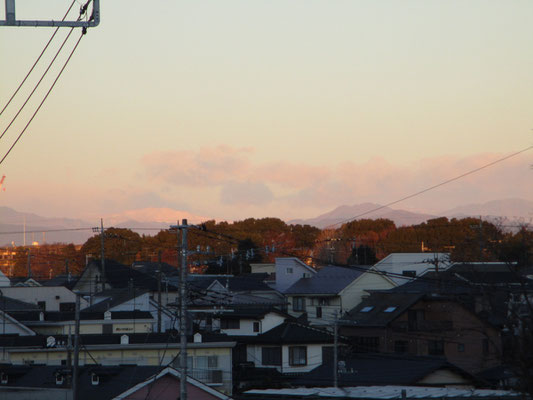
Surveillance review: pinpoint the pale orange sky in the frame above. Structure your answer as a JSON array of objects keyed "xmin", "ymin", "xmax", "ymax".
[{"xmin": 1, "ymin": 0, "xmax": 532, "ymax": 221}]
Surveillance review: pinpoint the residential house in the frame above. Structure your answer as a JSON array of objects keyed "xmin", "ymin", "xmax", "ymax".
[
  {"xmin": 340, "ymin": 291, "xmax": 502, "ymax": 373},
  {"xmin": 274, "ymin": 258, "xmax": 316, "ymax": 293},
  {"xmin": 0, "ymin": 286, "xmax": 89, "ymax": 312},
  {"xmin": 284, "ymin": 265, "xmax": 395, "ymax": 326},
  {"xmin": 373, "ymin": 253, "xmax": 451, "ymax": 286},
  {"xmin": 1, "ymin": 332, "xmax": 236, "ymax": 394},
  {"xmin": 293, "ymin": 354, "xmax": 481, "ymax": 388},
  {"xmin": 0, "ymin": 365, "xmax": 232, "ymax": 400}
]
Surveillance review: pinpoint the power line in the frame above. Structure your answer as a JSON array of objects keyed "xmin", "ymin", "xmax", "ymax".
[
  {"xmin": 325, "ymin": 145, "xmax": 533, "ymax": 229},
  {"xmin": 0, "ymin": 31, "xmax": 86, "ymax": 166},
  {"xmin": 0, "ymin": 0, "xmax": 77, "ymax": 118}
]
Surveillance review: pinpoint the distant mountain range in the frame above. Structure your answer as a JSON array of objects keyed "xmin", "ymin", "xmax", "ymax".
[
  {"xmin": 289, "ymin": 198, "xmax": 533, "ymax": 229},
  {"xmin": 0, "ymin": 198, "xmax": 531, "ymax": 245},
  {"xmin": 289, "ymin": 203, "xmax": 436, "ymax": 229},
  {"xmin": 0, "ymin": 207, "xmax": 208, "ymax": 246}
]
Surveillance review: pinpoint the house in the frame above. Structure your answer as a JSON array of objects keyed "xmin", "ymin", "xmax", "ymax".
[
  {"xmin": 8, "ymin": 310, "xmax": 154, "ymax": 335},
  {"xmin": 0, "ymin": 286, "xmax": 89, "ymax": 312},
  {"xmin": 284, "ymin": 265, "xmax": 395, "ymax": 326},
  {"xmin": 293, "ymin": 354, "xmax": 481, "ymax": 388},
  {"xmin": 83, "ymin": 288, "xmax": 176, "ymax": 333},
  {"xmin": 1, "ymin": 332, "xmax": 236, "ymax": 394},
  {"xmin": 0, "ymin": 364, "xmax": 232, "ymax": 400},
  {"xmin": 212, "ymin": 307, "xmax": 290, "ymax": 336},
  {"xmin": 373, "ymin": 253, "xmax": 451, "ymax": 285},
  {"xmin": 274, "ymin": 258, "xmax": 316, "ymax": 293},
  {"xmin": 340, "ymin": 291, "xmax": 502, "ymax": 373},
  {"xmin": 233, "ymin": 321, "xmax": 340, "ymax": 374}
]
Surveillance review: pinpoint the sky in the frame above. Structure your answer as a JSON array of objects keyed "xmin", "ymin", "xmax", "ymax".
[{"xmin": 0, "ymin": 0, "xmax": 532, "ymax": 223}]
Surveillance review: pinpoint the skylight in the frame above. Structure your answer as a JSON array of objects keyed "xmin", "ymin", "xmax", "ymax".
[
  {"xmin": 383, "ymin": 307, "xmax": 397, "ymax": 313},
  {"xmin": 360, "ymin": 306, "xmax": 374, "ymax": 312}
]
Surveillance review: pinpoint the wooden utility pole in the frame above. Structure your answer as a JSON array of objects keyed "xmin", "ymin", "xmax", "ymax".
[
  {"xmin": 179, "ymin": 219, "xmax": 189, "ymax": 400},
  {"xmin": 333, "ymin": 312, "xmax": 338, "ymax": 388},
  {"xmin": 170, "ymin": 219, "xmax": 191, "ymax": 400},
  {"xmin": 157, "ymin": 251, "xmax": 162, "ymax": 333},
  {"xmin": 100, "ymin": 218, "xmax": 106, "ymax": 289}
]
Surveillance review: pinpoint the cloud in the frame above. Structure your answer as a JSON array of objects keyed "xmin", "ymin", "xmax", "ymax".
[
  {"xmin": 142, "ymin": 145, "xmax": 252, "ymax": 186},
  {"xmin": 220, "ymin": 181, "xmax": 274, "ymax": 206},
  {"xmin": 140, "ymin": 146, "xmax": 533, "ymax": 216}
]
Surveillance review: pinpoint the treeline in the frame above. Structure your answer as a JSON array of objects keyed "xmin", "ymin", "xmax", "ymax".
[{"xmin": 5, "ymin": 216, "xmax": 532, "ymax": 278}]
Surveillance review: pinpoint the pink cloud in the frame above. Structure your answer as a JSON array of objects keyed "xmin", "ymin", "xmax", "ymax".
[{"xmin": 141, "ymin": 146, "xmax": 532, "ymax": 214}]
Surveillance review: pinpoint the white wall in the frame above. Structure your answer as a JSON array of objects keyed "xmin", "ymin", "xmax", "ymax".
[
  {"xmin": 275, "ymin": 258, "xmax": 316, "ymax": 293},
  {"xmin": 0, "ymin": 286, "xmax": 89, "ymax": 311}
]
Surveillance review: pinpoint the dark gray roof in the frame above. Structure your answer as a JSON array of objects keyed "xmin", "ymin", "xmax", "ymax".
[
  {"xmin": 82, "ymin": 288, "xmax": 149, "ymax": 312},
  {"xmin": 10, "ymin": 310, "xmax": 153, "ymax": 322},
  {"xmin": 233, "ymin": 321, "xmax": 337, "ymax": 344},
  {"xmin": 0, "ymin": 365, "xmax": 163, "ymax": 400},
  {"xmin": 0, "ymin": 296, "xmax": 40, "ymax": 312},
  {"xmin": 284, "ymin": 266, "xmax": 366, "ymax": 295},
  {"xmin": 343, "ymin": 292, "xmax": 424, "ymax": 327},
  {"xmin": 0, "ymin": 331, "xmax": 233, "ymax": 348},
  {"xmin": 293, "ymin": 354, "xmax": 479, "ymax": 387}
]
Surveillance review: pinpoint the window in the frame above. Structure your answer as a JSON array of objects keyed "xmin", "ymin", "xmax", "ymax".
[
  {"xmin": 220, "ymin": 318, "xmax": 240, "ymax": 329},
  {"xmin": 428, "ymin": 340, "xmax": 444, "ymax": 356},
  {"xmin": 262, "ymin": 347, "xmax": 282, "ymax": 366},
  {"xmin": 402, "ymin": 270, "xmax": 416, "ymax": 277},
  {"xmin": 319, "ymin": 298, "xmax": 329, "ymax": 306},
  {"xmin": 394, "ymin": 340, "xmax": 408, "ymax": 354},
  {"xmin": 353, "ymin": 337, "xmax": 379, "ymax": 353},
  {"xmin": 360, "ymin": 306, "xmax": 374, "ymax": 313},
  {"xmin": 293, "ymin": 297, "xmax": 306, "ymax": 312},
  {"xmin": 286, "ymin": 267, "xmax": 293, "ymax": 274},
  {"xmin": 37, "ymin": 301, "xmax": 46, "ymax": 311},
  {"xmin": 457, "ymin": 343, "xmax": 465, "ymax": 352},
  {"xmin": 316, "ymin": 307, "xmax": 322, "ymax": 318},
  {"xmin": 383, "ymin": 307, "xmax": 397, "ymax": 313},
  {"xmin": 289, "ymin": 346, "xmax": 307, "ymax": 366},
  {"xmin": 253, "ymin": 321, "xmax": 260, "ymax": 333}
]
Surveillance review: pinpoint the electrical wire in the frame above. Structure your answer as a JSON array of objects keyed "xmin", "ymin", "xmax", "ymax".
[
  {"xmin": 0, "ymin": 0, "xmax": 77, "ymax": 118},
  {"xmin": 324, "ymin": 145, "xmax": 533, "ymax": 229},
  {"xmin": 0, "ymin": 31, "xmax": 86, "ymax": 166}
]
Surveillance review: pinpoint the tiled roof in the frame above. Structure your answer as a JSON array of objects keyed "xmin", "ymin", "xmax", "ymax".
[
  {"xmin": 343, "ymin": 292, "xmax": 424, "ymax": 327},
  {"xmin": 293, "ymin": 354, "xmax": 478, "ymax": 386},
  {"xmin": 284, "ymin": 266, "xmax": 366, "ymax": 295}
]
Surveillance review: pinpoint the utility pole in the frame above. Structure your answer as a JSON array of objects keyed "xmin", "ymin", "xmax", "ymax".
[
  {"xmin": 169, "ymin": 219, "xmax": 190, "ymax": 400},
  {"xmin": 72, "ymin": 293, "xmax": 81, "ymax": 400},
  {"xmin": 26, "ymin": 248, "xmax": 31, "ymax": 279},
  {"xmin": 333, "ymin": 312, "xmax": 338, "ymax": 388},
  {"xmin": 100, "ymin": 218, "xmax": 106, "ymax": 289},
  {"xmin": 157, "ymin": 251, "xmax": 162, "ymax": 334}
]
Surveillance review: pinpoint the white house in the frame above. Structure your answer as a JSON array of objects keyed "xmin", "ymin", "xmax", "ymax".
[
  {"xmin": 373, "ymin": 253, "xmax": 451, "ymax": 285},
  {"xmin": 284, "ymin": 265, "xmax": 396, "ymax": 326},
  {"xmin": 275, "ymin": 258, "xmax": 316, "ymax": 293}
]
